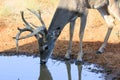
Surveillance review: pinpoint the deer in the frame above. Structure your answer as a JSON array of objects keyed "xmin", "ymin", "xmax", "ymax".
[{"xmin": 14, "ymin": 0, "xmax": 120, "ymax": 64}]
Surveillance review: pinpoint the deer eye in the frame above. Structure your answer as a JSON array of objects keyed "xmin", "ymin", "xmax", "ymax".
[
  {"xmin": 45, "ymin": 46, "xmax": 48, "ymax": 50},
  {"xmin": 56, "ymin": 27, "xmax": 60, "ymax": 30}
]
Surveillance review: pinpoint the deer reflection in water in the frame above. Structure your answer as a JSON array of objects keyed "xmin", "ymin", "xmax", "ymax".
[
  {"xmin": 38, "ymin": 64, "xmax": 53, "ymax": 80},
  {"xmin": 65, "ymin": 61, "xmax": 82, "ymax": 80},
  {"xmin": 39, "ymin": 61, "xmax": 82, "ymax": 80}
]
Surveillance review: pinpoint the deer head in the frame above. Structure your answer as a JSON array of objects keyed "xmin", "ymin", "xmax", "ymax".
[{"xmin": 14, "ymin": 9, "xmax": 54, "ymax": 64}]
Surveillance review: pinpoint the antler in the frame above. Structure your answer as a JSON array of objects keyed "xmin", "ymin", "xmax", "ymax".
[
  {"xmin": 14, "ymin": 9, "xmax": 47, "ymax": 52},
  {"xmin": 27, "ymin": 8, "xmax": 45, "ymax": 26}
]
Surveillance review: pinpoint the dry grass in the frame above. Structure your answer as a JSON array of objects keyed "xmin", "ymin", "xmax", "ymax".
[
  {"xmin": 0, "ymin": 0, "xmax": 58, "ymax": 19},
  {"xmin": 0, "ymin": 5, "xmax": 11, "ymax": 18}
]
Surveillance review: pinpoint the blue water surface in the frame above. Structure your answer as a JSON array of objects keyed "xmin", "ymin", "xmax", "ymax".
[{"xmin": 0, "ymin": 55, "xmax": 105, "ymax": 80}]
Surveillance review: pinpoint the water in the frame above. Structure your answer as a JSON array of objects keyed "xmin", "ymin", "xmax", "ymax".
[{"xmin": 0, "ymin": 55, "xmax": 105, "ymax": 80}]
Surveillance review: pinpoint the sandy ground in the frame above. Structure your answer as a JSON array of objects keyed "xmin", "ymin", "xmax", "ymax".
[{"xmin": 0, "ymin": 0, "xmax": 120, "ymax": 79}]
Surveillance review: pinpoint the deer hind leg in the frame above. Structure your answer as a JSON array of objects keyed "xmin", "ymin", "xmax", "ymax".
[
  {"xmin": 97, "ymin": 15, "xmax": 114, "ymax": 53},
  {"xmin": 97, "ymin": 26, "xmax": 113, "ymax": 53},
  {"xmin": 65, "ymin": 61, "xmax": 71, "ymax": 80},
  {"xmin": 97, "ymin": 8, "xmax": 115, "ymax": 54},
  {"xmin": 65, "ymin": 20, "xmax": 76, "ymax": 59},
  {"xmin": 77, "ymin": 12, "xmax": 88, "ymax": 62},
  {"xmin": 77, "ymin": 63, "xmax": 82, "ymax": 80}
]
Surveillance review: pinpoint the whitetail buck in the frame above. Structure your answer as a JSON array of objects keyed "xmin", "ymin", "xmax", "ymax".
[{"xmin": 14, "ymin": 0, "xmax": 120, "ymax": 64}]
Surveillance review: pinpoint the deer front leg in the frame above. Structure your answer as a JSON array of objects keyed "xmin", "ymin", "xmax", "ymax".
[
  {"xmin": 65, "ymin": 20, "xmax": 76, "ymax": 59},
  {"xmin": 77, "ymin": 63, "xmax": 82, "ymax": 80},
  {"xmin": 77, "ymin": 12, "xmax": 88, "ymax": 62}
]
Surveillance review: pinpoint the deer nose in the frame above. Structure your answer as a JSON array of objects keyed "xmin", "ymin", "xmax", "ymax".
[{"xmin": 40, "ymin": 59, "xmax": 47, "ymax": 64}]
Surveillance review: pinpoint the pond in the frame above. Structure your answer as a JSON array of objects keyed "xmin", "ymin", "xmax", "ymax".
[{"xmin": 0, "ymin": 54, "xmax": 106, "ymax": 80}]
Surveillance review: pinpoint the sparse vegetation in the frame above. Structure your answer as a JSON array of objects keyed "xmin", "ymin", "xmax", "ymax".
[
  {"xmin": 0, "ymin": 5, "xmax": 11, "ymax": 18},
  {"xmin": 0, "ymin": 0, "xmax": 58, "ymax": 18},
  {"xmin": 24, "ymin": 0, "xmax": 40, "ymax": 10}
]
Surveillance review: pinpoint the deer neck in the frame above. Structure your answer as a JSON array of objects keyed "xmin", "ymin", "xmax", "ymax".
[{"xmin": 47, "ymin": 7, "xmax": 77, "ymax": 41}]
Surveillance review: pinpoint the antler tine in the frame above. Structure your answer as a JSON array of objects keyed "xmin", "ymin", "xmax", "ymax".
[
  {"xmin": 15, "ymin": 27, "xmax": 33, "ymax": 52},
  {"xmin": 27, "ymin": 9, "xmax": 47, "ymax": 35},
  {"xmin": 21, "ymin": 11, "xmax": 28, "ymax": 26},
  {"xmin": 15, "ymin": 31, "xmax": 21, "ymax": 52},
  {"xmin": 18, "ymin": 27, "xmax": 45, "ymax": 40},
  {"xmin": 27, "ymin": 8, "xmax": 45, "ymax": 26},
  {"xmin": 20, "ymin": 11, "xmax": 33, "ymax": 29}
]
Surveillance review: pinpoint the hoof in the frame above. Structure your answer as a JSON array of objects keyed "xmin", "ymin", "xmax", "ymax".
[
  {"xmin": 64, "ymin": 54, "xmax": 71, "ymax": 60},
  {"xmin": 64, "ymin": 56, "xmax": 70, "ymax": 60},
  {"xmin": 40, "ymin": 60, "xmax": 47, "ymax": 65},
  {"xmin": 96, "ymin": 51, "xmax": 103, "ymax": 54},
  {"xmin": 75, "ymin": 60, "xmax": 84, "ymax": 65}
]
